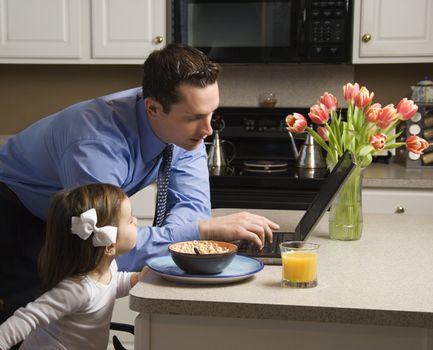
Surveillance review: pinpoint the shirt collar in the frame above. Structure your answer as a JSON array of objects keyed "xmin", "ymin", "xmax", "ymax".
[{"xmin": 136, "ymin": 96, "xmax": 167, "ymax": 162}]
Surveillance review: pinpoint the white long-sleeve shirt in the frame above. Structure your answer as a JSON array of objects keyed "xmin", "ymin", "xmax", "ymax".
[{"xmin": 0, "ymin": 261, "xmax": 133, "ymax": 350}]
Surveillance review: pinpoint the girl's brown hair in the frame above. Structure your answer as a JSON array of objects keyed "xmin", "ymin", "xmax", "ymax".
[{"xmin": 38, "ymin": 183, "xmax": 127, "ymax": 292}]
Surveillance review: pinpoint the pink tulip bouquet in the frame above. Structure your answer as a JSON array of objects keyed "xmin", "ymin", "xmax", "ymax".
[
  {"xmin": 285, "ymin": 82, "xmax": 430, "ymax": 169},
  {"xmin": 286, "ymin": 83, "xmax": 431, "ymax": 241}
]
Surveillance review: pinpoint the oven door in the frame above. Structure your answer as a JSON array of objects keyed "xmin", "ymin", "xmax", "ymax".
[{"xmin": 171, "ymin": 0, "xmax": 302, "ymax": 63}]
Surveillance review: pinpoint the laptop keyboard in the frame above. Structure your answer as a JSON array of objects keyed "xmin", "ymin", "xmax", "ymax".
[{"xmin": 236, "ymin": 232, "xmax": 296, "ymax": 258}]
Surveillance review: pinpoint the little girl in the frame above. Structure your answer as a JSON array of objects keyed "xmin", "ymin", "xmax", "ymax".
[{"xmin": 0, "ymin": 183, "xmax": 147, "ymax": 349}]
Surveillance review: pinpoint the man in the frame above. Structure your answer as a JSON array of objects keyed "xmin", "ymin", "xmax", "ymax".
[{"xmin": 0, "ymin": 43, "xmax": 279, "ymax": 321}]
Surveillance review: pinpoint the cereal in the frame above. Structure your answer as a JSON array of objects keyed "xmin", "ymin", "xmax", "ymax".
[{"xmin": 171, "ymin": 240, "xmax": 229, "ymax": 254}]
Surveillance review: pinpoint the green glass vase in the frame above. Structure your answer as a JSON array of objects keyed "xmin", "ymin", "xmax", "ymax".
[{"xmin": 329, "ymin": 165, "xmax": 364, "ymax": 241}]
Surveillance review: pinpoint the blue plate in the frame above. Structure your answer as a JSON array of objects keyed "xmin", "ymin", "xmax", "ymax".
[{"xmin": 147, "ymin": 255, "xmax": 264, "ymax": 284}]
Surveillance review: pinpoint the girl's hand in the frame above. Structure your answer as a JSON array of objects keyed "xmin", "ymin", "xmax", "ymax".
[{"xmin": 130, "ymin": 266, "xmax": 150, "ymax": 286}]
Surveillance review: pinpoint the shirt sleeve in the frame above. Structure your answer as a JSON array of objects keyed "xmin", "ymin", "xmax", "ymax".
[
  {"xmin": 0, "ymin": 280, "xmax": 88, "ymax": 349},
  {"xmin": 116, "ymin": 143, "xmax": 211, "ymax": 271},
  {"xmin": 111, "ymin": 261, "xmax": 134, "ymax": 298},
  {"xmin": 58, "ymin": 137, "xmax": 130, "ymax": 188}
]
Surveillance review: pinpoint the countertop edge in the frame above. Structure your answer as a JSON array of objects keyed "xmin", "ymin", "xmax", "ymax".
[
  {"xmin": 363, "ymin": 178, "xmax": 433, "ymax": 189},
  {"xmin": 129, "ymin": 294, "xmax": 433, "ymax": 329}
]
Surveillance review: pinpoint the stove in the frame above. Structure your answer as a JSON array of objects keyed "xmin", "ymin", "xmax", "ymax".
[
  {"xmin": 242, "ymin": 160, "xmax": 289, "ymax": 172},
  {"xmin": 206, "ymin": 107, "xmax": 329, "ymax": 210},
  {"xmin": 209, "ymin": 160, "xmax": 328, "ymax": 210}
]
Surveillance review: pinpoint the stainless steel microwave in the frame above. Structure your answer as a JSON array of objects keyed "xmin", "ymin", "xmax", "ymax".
[{"xmin": 170, "ymin": 0, "xmax": 353, "ymax": 63}]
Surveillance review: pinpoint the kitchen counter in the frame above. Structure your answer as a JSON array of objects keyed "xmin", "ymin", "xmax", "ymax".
[
  {"xmin": 364, "ymin": 162, "xmax": 433, "ymax": 189},
  {"xmin": 130, "ymin": 209, "xmax": 433, "ymax": 350}
]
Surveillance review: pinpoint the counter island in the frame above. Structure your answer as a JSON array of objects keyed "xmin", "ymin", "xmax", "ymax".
[{"xmin": 130, "ymin": 209, "xmax": 433, "ymax": 350}]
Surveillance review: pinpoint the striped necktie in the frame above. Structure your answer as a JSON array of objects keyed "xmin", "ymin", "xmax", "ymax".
[{"xmin": 153, "ymin": 144, "xmax": 174, "ymax": 227}]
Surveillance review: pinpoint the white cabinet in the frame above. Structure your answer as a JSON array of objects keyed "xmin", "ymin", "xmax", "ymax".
[
  {"xmin": 108, "ymin": 296, "xmax": 136, "ymax": 350},
  {"xmin": 362, "ymin": 188, "xmax": 433, "ymax": 215},
  {"xmin": 130, "ymin": 183, "xmax": 156, "ymax": 226},
  {"xmin": 353, "ymin": 0, "xmax": 433, "ymax": 63},
  {"xmin": 0, "ymin": 0, "xmax": 166, "ymax": 64},
  {"xmin": 0, "ymin": 0, "xmax": 82, "ymax": 58},
  {"xmin": 91, "ymin": 0, "xmax": 165, "ymax": 59}
]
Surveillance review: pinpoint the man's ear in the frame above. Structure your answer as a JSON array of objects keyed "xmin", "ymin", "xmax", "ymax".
[
  {"xmin": 104, "ymin": 244, "xmax": 116, "ymax": 257},
  {"xmin": 144, "ymin": 97, "xmax": 161, "ymax": 117}
]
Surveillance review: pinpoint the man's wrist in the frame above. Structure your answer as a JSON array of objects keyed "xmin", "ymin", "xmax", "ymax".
[{"xmin": 198, "ymin": 219, "xmax": 210, "ymax": 240}]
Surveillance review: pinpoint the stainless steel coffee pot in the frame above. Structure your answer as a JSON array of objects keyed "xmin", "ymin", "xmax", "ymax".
[
  {"xmin": 208, "ymin": 129, "xmax": 232, "ymax": 168},
  {"xmin": 288, "ymin": 131, "xmax": 325, "ymax": 169},
  {"xmin": 206, "ymin": 118, "xmax": 236, "ymax": 175}
]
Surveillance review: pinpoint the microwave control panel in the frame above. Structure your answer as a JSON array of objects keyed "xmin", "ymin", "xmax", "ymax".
[{"xmin": 306, "ymin": 0, "xmax": 351, "ymax": 60}]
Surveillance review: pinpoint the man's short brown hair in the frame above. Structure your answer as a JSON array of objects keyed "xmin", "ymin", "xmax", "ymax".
[{"xmin": 142, "ymin": 43, "xmax": 221, "ymax": 113}]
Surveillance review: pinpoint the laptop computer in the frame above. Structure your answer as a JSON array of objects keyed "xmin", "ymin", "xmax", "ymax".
[{"xmin": 236, "ymin": 151, "xmax": 356, "ymax": 264}]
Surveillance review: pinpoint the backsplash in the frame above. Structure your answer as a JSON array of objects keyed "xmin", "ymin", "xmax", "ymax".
[
  {"xmin": 0, "ymin": 63, "xmax": 432, "ymax": 134},
  {"xmin": 218, "ymin": 63, "xmax": 354, "ymax": 107}
]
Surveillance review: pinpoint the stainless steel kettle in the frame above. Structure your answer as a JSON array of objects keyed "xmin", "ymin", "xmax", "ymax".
[
  {"xmin": 288, "ymin": 131, "xmax": 325, "ymax": 169},
  {"xmin": 207, "ymin": 130, "xmax": 232, "ymax": 167},
  {"xmin": 207, "ymin": 117, "xmax": 236, "ymax": 175}
]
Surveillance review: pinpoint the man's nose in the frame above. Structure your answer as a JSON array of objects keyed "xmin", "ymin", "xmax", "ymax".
[{"xmin": 202, "ymin": 118, "xmax": 213, "ymax": 137}]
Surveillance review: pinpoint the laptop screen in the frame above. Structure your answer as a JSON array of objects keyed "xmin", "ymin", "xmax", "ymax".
[
  {"xmin": 295, "ymin": 151, "xmax": 356, "ymax": 240},
  {"xmin": 236, "ymin": 151, "xmax": 357, "ymax": 265}
]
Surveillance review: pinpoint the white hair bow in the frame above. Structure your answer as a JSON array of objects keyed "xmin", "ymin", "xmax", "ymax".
[{"xmin": 71, "ymin": 208, "xmax": 117, "ymax": 247}]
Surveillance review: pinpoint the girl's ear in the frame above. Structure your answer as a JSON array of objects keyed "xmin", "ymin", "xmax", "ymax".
[{"xmin": 104, "ymin": 244, "xmax": 116, "ymax": 257}]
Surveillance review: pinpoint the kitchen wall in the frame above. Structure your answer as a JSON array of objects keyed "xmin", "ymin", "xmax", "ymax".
[{"xmin": 0, "ymin": 63, "xmax": 432, "ymax": 134}]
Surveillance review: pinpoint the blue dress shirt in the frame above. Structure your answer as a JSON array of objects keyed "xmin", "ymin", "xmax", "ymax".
[{"xmin": 0, "ymin": 88, "xmax": 211, "ymax": 271}]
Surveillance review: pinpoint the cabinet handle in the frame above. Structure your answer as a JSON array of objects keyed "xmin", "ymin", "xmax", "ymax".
[
  {"xmin": 362, "ymin": 33, "xmax": 372, "ymax": 43},
  {"xmin": 395, "ymin": 206, "xmax": 405, "ymax": 214},
  {"xmin": 154, "ymin": 36, "xmax": 164, "ymax": 44}
]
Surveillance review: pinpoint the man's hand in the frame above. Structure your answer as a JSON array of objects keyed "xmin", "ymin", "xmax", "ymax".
[{"xmin": 198, "ymin": 212, "xmax": 280, "ymax": 249}]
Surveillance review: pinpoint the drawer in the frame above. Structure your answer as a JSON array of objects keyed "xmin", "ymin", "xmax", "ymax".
[{"xmin": 362, "ymin": 188, "xmax": 433, "ymax": 215}]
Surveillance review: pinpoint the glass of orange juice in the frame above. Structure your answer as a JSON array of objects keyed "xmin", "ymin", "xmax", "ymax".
[{"xmin": 280, "ymin": 241, "xmax": 319, "ymax": 288}]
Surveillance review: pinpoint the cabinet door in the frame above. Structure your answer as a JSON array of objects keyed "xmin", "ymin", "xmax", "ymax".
[
  {"xmin": 130, "ymin": 183, "xmax": 156, "ymax": 222},
  {"xmin": 353, "ymin": 0, "xmax": 433, "ymax": 63},
  {"xmin": 0, "ymin": 0, "xmax": 82, "ymax": 58},
  {"xmin": 108, "ymin": 296, "xmax": 136, "ymax": 350},
  {"xmin": 91, "ymin": 0, "xmax": 165, "ymax": 59}
]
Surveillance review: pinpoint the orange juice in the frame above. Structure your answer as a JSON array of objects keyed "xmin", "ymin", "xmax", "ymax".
[{"xmin": 282, "ymin": 251, "xmax": 317, "ymax": 283}]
